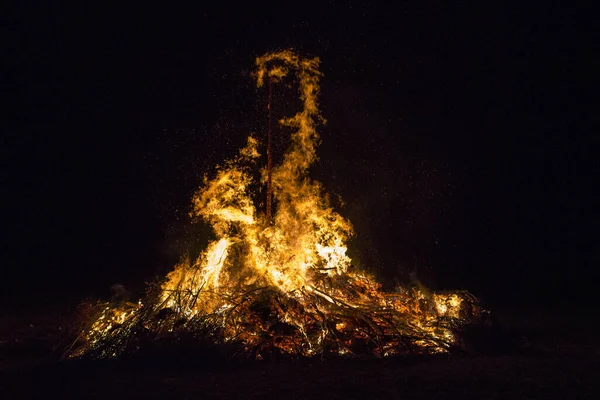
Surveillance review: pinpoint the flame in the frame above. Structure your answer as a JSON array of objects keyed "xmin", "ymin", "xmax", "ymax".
[{"xmin": 70, "ymin": 50, "xmax": 481, "ymax": 359}]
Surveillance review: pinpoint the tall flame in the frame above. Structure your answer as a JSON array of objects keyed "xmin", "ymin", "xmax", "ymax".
[
  {"xmin": 71, "ymin": 51, "xmax": 481, "ymax": 360},
  {"xmin": 160, "ymin": 50, "xmax": 353, "ymax": 307}
]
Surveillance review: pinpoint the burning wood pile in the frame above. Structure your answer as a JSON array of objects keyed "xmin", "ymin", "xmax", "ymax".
[{"xmin": 67, "ymin": 50, "xmax": 483, "ymax": 360}]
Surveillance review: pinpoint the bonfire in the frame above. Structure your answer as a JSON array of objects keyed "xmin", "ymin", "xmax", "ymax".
[{"xmin": 67, "ymin": 50, "xmax": 483, "ymax": 360}]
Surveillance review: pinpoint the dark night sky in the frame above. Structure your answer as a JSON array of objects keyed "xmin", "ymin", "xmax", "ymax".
[{"xmin": 3, "ymin": 3, "xmax": 594, "ymax": 311}]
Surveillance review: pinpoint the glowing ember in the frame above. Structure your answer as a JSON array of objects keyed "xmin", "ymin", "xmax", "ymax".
[{"xmin": 69, "ymin": 50, "xmax": 482, "ymax": 360}]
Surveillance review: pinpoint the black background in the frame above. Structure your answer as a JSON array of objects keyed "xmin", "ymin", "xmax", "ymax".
[{"xmin": 3, "ymin": 2, "xmax": 594, "ymax": 312}]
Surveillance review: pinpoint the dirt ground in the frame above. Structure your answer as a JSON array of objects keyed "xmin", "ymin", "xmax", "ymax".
[{"xmin": 1, "ymin": 304, "xmax": 598, "ymax": 399}]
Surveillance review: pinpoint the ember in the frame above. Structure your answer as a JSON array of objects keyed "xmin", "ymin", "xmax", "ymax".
[{"xmin": 68, "ymin": 50, "xmax": 482, "ymax": 360}]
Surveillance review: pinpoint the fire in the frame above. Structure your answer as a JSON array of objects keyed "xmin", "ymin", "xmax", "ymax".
[{"xmin": 69, "ymin": 50, "xmax": 482, "ymax": 360}]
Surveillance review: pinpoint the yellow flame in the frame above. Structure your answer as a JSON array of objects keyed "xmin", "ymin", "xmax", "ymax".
[{"xmin": 160, "ymin": 50, "xmax": 353, "ymax": 300}]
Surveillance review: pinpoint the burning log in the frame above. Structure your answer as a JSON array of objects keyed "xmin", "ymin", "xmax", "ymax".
[{"xmin": 66, "ymin": 50, "xmax": 484, "ymax": 361}]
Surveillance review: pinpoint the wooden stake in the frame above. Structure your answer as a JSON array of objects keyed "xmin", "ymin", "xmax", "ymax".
[{"xmin": 266, "ymin": 77, "xmax": 273, "ymax": 224}]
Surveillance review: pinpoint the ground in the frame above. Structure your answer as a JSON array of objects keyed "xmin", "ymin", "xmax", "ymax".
[{"xmin": 1, "ymin": 303, "xmax": 597, "ymax": 399}]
